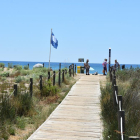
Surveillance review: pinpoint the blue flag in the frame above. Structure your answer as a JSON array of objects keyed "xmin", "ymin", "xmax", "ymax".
[{"xmin": 51, "ymin": 32, "xmax": 58, "ymax": 49}]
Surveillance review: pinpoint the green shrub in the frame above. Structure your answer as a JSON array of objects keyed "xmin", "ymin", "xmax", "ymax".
[
  {"xmin": 14, "ymin": 65, "xmax": 22, "ymax": 70},
  {"xmin": 8, "ymin": 126, "xmax": 15, "ymax": 135},
  {"xmin": 0, "ymin": 72, "xmax": 9, "ymax": 77},
  {"xmin": 8, "ymin": 63, "xmax": 13, "ymax": 68},
  {"xmin": 0, "ymin": 63, "xmax": 5, "ymax": 68},
  {"xmin": 15, "ymin": 76, "xmax": 22, "ymax": 83},
  {"xmin": 16, "ymin": 117, "xmax": 26, "ymax": 130},
  {"xmin": 0, "ymin": 95, "xmax": 16, "ymax": 122},
  {"xmin": 0, "ymin": 68, "xmax": 4, "ymax": 71},
  {"xmin": 42, "ymin": 80, "xmax": 59, "ymax": 96},
  {"xmin": 24, "ymin": 65, "xmax": 29, "ymax": 70},
  {"xmin": 20, "ymin": 69, "xmax": 30, "ymax": 76},
  {"xmin": 32, "ymin": 67, "xmax": 48, "ymax": 73},
  {"xmin": 13, "ymin": 93, "xmax": 34, "ymax": 116}
]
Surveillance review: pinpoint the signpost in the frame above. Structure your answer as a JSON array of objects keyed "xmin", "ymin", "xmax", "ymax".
[{"xmin": 78, "ymin": 58, "xmax": 84, "ymax": 62}]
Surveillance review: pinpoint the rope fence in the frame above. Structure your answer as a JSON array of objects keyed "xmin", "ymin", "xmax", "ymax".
[
  {"xmin": 0, "ymin": 63, "xmax": 77, "ymax": 100},
  {"xmin": 110, "ymin": 67, "xmax": 140, "ymax": 140}
]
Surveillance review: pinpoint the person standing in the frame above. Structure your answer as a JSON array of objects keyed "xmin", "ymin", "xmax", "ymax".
[
  {"xmin": 114, "ymin": 59, "xmax": 120, "ymax": 71},
  {"xmin": 85, "ymin": 59, "xmax": 90, "ymax": 75},
  {"xmin": 102, "ymin": 59, "xmax": 107, "ymax": 75}
]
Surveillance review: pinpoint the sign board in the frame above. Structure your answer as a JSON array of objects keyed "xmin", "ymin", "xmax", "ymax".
[{"xmin": 78, "ymin": 58, "xmax": 84, "ymax": 62}]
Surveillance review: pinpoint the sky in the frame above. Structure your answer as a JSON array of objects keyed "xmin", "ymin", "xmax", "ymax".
[{"xmin": 0, "ymin": 0, "xmax": 140, "ymax": 64}]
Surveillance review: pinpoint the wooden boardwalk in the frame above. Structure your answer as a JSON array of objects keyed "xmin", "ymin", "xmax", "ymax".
[{"xmin": 28, "ymin": 75, "xmax": 102, "ymax": 140}]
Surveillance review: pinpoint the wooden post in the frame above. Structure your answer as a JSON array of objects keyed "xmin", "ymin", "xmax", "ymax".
[
  {"xmin": 73, "ymin": 64, "xmax": 74, "ymax": 77},
  {"xmin": 114, "ymin": 85, "xmax": 118, "ymax": 106},
  {"xmin": 118, "ymin": 111, "xmax": 125, "ymax": 140},
  {"xmin": 129, "ymin": 136, "xmax": 140, "ymax": 140},
  {"xmin": 113, "ymin": 70, "xmax": 116, "ymax": 76},
  {"xmin": 14, "ymin": 84, "xmax": 17, "ymax": 96},
  {"xmin": 28, "ymin": 64, "xmax": 29, "ymax": 69},
  {"xmin": 43, "ymin": 63, "xmax": 44, "ymax": 67},
  {"xmin": 122, "ymin": 65, "xmax": 125, "ymax": 70},
  {"xmin": 110, "ymin": 67, "xmax": 112, "ymax": 82},
  {"xmin": 112, "ymin": 76, "xmax": 116, "ymax": 87},
  {"xmin": 110, "ymin": 72, "xmax": 112, "ymax": 82},
  {"xmin": 40, "ymin": 75, "xmax": 42, "ymax": 90},
  {"xmin": 109, "ymin": 48, "xmax": 111, "ymax": 71},
  {"xmin": 69, "ymin": 66, "xmax": 70, "ymax": 75},
  {"xmin": 69, "ymin": 66, "xmax": 71, "ymax": 77},
  {"xmin": 53, "ymin": 71, "xmax": 55, "ymax": 86},
  {"xmin": 48, "ymin": 71, "xmax": 50, "ymax": 80},
  {"xmin": 62, "ymin": 70, "xmax": 64, "ymax": 82},
  {"xmin": 113, "ymin": 75, "xmax": 116, "ymax": 86},
  {"xmin": 30, "ymin": 78, "xmax": 33, "ymax": 97},
  {"xmin": 118, "ymin": 95, "xmax": 122, "ymax": 111},
  {"xmin": 58, "ymin": 69, "xmax": 61, "ymax": 86},
  {"xmin": 75, "ymin": 64, "xmax": 76, "ymax": 74}
]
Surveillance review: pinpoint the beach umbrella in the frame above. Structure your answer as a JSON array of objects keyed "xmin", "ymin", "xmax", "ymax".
[
  {"xmin": 33, "ymin": 63, "xmax": 43, "ymax": 68},
  {"xmin": 89, "ymin": 67, "xmax": 94, "ymax": 71}
]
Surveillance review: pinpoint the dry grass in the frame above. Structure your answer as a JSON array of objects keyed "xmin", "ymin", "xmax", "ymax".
[
  {"xmin": 101, "ymin": 68, "xmax": 140, "ymax": 140},
  {"xmin": 7, "ymin": 71, "xmax": 78, "ymax": 140}
]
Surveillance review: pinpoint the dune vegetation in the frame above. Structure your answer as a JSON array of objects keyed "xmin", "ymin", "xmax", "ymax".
[
  {"xmin": 0, "ymin": 63, "xmax": 77, "ymax": 140},
  {"xmin": 100, "ymin": 67, "xmax": 140, "ymax": 140}
]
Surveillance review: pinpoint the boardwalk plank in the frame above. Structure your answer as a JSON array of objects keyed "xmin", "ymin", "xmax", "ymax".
[{"xmin": 28, "ymin": 75, "xmax": 102, "ymax": 140}]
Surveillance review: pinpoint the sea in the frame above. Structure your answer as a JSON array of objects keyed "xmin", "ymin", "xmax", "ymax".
[{"xmin": 1, "ymin": 61, "xmax": 140, "ymax": 74}]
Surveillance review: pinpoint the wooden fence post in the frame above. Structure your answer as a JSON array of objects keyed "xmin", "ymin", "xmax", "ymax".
[
  {"xmin": 75, "ymin": 64, "xmax": 76, "ymax": 74},
  {"xmin": 40, "ymin": 75, "xmax": 42, "ymax": 90},
  {"xmin": 14, "ymin": 84, "xmax": 17, "ymax": 96},
  {"xmin": 48, "ymin": 71, "xmax": 50, "ymax": 80},
  {"xmin": 112, "ymin": 76, "xmax": 116, "ymax": 87},
  {"xmin": 118, "ymin": 110, "xmax": 125, "ymax": 140},
  {"xmin": 122, "ymin": 65, "xmax": 125, "ymax": 70},
  {"xmin": 118, "ymin": 95, "xmax": 122, "ymax": 111},
  {"xmin": 73, "ymin": 64, "xmax": 74, "ymax": 77},
  {"xmin": 69, "ymin": 66, "xmax": 71, "ymax": 77},
  {"xmin": 114, "ymin": 85, "xmax": 118, "ymax": 106},
  {"xmin": 58, "ymin": 69, "xmax": 61, "ymax": 86},
  {"xmin": 114, "ymin": 75, "xmax": 116, "ymax": 85},
  {"xmin": 53, "ymin": 71, "xmax": 55, "ymax": 86},
  {"xmin": 43, "ymin": 63, "xmax": 44, "ymax": 67},
  {"xmin": 129, "ymin": 136, "xmax": 140, "ymax": 140},
  {"xmin": 30, "ymin": 78, "xmax": 33, "ymax": 97},
  {"xmin": 109, "ymin": 48, "xmax": 111, "ymax": 72},
  {"xmin": 62, "ymin": 70, "xmax": 64, "ymax": 82},
  {"xmin": 113, "ymin": 70, "xmax": 116, "ymax": 76},
  {"xmin": 110, "ymin": 72, "xmax": 112, "ymax": 82},
  {"xmin": 110, "ymin": 67, "xmax": 112, "ymax": 82},
  {"xmin": 28, "ymin": 64, "xmax": 29, "ymax": 69}
]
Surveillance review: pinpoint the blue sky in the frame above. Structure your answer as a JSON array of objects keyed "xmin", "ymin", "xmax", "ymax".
[{"xmin": 0, "ymin": 0, "xmax": 140, "ymax": 64}]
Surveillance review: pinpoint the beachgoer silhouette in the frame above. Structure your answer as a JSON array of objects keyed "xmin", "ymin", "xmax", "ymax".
[
  {"xmin": 85, "ymin": 59, "xmax": 90, "ymax": 75},
  {"xmin": 102, "ymin": 59, "xmax": 107, "ymax": 75}
]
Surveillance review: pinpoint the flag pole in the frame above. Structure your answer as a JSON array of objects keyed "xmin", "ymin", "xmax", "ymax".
[{"xmin": 49, "ymin": 29, "xmax": 52, "ymax": 70}]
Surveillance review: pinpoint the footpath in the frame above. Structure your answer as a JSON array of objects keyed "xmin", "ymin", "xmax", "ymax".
[{"xmin": 28, "ymin": 75, "xmax": 103, "ymax": 140}]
